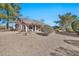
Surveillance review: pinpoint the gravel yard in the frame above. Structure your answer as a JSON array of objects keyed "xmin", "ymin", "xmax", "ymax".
[{"xmin": 0, "ymin": 31, "xmax": 79, "ymax": 56}]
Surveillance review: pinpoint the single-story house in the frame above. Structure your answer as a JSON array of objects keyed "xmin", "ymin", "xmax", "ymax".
[{"xmin": 15, "ymin": 18, "xmax": 46, "ymax": 33}]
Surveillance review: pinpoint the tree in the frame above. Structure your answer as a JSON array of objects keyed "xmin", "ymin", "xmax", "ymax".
[
  {"xmin": 0, "ymin": 3, "xmax": 21, "ymax": 29},
  {"xmin": 40, "ymin": 19, "xmax": 45, "ymax": 23},
  {"xmin": 55, "ymin": 12, "xmax": 78, "ymax": 31},
  {"xmin": 71, "ymin": 20, "xmax": 79, "ymax": 34}
]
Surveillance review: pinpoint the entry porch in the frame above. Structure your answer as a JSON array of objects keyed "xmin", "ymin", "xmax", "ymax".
[{"xmin": 17, "ymin": 24, "xmax": 41, "ymax": 33}]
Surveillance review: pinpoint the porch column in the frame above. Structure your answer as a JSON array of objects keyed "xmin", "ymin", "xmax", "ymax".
[
  {"xmin": 25, "ymin": 25, "xmax": 28, "ymax": 32},
  {"xmin": 20, "ymin": 24, "xmax": 22, "ymax": 31},
  {"xmin": 35, "ymin": 25, "xmax": 37, "ymax": 31}
]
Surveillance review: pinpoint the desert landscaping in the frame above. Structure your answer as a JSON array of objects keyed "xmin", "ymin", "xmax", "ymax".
[
  {"xmin": 0, "ymin": 3, "xmax": 79, "ymax": 56},
  {"xmin": 0, "ymin": 31, "xmax": 79, "ymax": 56}
]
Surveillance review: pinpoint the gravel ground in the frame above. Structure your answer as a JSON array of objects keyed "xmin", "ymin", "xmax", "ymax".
[{"xmin": 0, "ymin": 31, "xmax": 79, "ymax": 56}]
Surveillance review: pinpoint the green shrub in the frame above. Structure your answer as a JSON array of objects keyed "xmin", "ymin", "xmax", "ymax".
[
  {"xmin": 0, "ymin": 26, "xmax": 5, "ymax": 30},
  {"xmin": 41, "ymin": 25, "xmax": 53, "ymax": 33},
  {"xmin": 71, "ymin": 20, "xmax": 79, "ymax": 34}
]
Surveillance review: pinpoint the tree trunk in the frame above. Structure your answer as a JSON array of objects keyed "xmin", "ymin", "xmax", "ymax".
[
  {"xmin": 61, "ymin": 25, "xmax": 66, "ymax": 32},
  {"xmin": 6, "ymin": 20, "xmax": 9, "ymax": 30},
  {"xmin": 6, "ymin": 10, "xmax": 9, "ymax": 30}
]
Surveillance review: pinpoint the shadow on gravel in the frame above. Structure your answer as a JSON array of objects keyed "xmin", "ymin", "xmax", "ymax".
[
  {"xmin": 64, "ymin": 40, "xmax": 79, "ymax": 48},
  {"xmin": 50, "ymin": 47, "xmax": 79, "ymax": 56},
  {"xmin": 55, "ymin": 32, "xmax": 79, "ymax": 38}
]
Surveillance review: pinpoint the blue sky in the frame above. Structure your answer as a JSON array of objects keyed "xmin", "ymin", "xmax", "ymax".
[
  {"xmin": 0, "ymin": 3, "xmax": 79, "ymax": 27},
  {"xmin": 20, "ymin": 3, "xmax": 79, "ymax": 26}
]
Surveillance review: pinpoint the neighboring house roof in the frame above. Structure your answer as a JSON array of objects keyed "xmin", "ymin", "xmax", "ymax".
[{"xmin": 16, "ymin": 18, "xmax": 46, "ymax": 25}]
